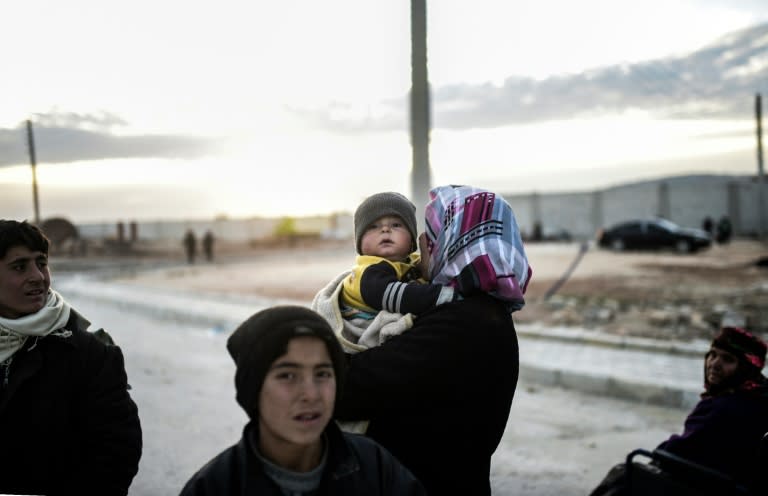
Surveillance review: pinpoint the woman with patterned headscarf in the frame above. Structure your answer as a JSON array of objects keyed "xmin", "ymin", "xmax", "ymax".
[
  {"xmin": 333, "ymin": 185, "xmax": 532, "ymax": 496},
  {"xmin": 655, "ymin": 326, "xmax": 768, "ymax": 492},
  {"xmin": 591, "ymin": 326, "xmax": 768, "ymax": 495}
]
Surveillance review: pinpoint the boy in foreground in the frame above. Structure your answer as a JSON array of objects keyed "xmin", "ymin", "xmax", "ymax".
[{"xmin": 179, "ymin": 305, "xmax": 425, "ymax": 495}]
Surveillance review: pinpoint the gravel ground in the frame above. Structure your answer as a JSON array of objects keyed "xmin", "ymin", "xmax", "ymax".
[{"xmin": 100, "ymin": 237, "xmax": 768, "ymax": 341}]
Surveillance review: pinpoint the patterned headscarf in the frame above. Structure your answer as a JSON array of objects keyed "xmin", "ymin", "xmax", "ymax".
[
  {"xmin": 704, "ymin": 326, "xmax": 767, "ymax": 396},
  {"xmin": 712, "ymin": 326, "xmax": 767, "ymax": 371},
  {"xmin": 423, "ymin": 185, "xmax": 532, "ymax": 311}
]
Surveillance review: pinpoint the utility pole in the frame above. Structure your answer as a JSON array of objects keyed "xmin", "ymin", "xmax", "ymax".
[
  {"xmin": 410, "ymin": 0, "xmax": 431, "ymax": 231},
  {"xmin": 757, "ymin": 94, "xmax": 766, "ymax": 241},
  {"xmin": 26, "ymin": 119, "xmax": 41, "ymax": 225}
]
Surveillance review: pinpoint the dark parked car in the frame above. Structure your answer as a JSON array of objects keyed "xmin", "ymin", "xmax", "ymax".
[{"xmin": 597, "ymin": 218, "xmax": 712, "ymax": 253}]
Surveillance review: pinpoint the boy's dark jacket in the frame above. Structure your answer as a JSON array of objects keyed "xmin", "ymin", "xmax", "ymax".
[{"xmin": 179, "ymin": 420, "xmax": 426, "ymax": 495}]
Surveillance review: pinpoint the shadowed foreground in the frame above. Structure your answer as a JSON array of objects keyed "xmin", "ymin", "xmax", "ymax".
[{"xmin": 63, "ymin": 292, "xmax": 684, "ymax": 496}]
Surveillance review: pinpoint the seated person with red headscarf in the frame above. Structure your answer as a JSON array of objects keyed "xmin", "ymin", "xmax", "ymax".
[{"xmin": 591, "ymin": 326, "xmax": 768, "ymax": 495}]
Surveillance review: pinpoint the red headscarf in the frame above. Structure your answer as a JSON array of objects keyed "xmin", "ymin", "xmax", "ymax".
[{"xmin": 704, "ymin": 326, "xmax": 767, "ymax": 396}]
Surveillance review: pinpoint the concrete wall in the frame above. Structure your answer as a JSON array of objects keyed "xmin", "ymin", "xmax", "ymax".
[
  {"xmin": 78, "ymin": 214, "xmax": 354, "ymax": 243},
  {"xmin": 502, "ymin": 174, "xmax": 768, "ymax": 240},
  {"xmin": 74, "ymin": 174, "xmax": 766, "ymax": 243}
]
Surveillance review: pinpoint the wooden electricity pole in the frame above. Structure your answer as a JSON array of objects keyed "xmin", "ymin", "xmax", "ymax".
[
  {"xmin": 410, "ymin": 0, "xmax": 431, "ymax": 231},
  {"xmin": 26, "ymin": 119, "xmax": 41, "ymax": 225}
]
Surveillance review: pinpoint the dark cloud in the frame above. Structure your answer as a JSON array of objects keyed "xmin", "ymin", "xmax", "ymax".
[
  {"xmin": 296, "ymin": 22, "xmax": 768, "ymax": 132},
  {"xmin": 0, "ymin": 111, "xmax": 218, "ymax": 167}
]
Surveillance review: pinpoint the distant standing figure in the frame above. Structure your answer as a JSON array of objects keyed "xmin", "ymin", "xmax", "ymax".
[
  {"xmin": 202, "ymin": 230, "xmax": 215, "ymax": 262},
  {"xmin": 183, "ymin": 229, "xmax": 197, "ymax": 264},
  {"xmin": 716, "ymin": 215, "xmax": 733, "ymax": 244},
  {"xmin": 532, "ymin": 221, "xmax": 543, "ymax": 241},
  {"xmin": 701, "ymin": 216, "xmax": 714, "ymax": 236}
]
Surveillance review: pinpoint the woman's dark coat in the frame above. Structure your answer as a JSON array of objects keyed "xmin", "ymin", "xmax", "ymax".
[
  {"xmin": 0, "ymin": 309, "xmax": 142, "ymax": 496},
  {"xmin": 179, "ymin": 420, "xmax": 426, "ymax": 495},
  {"xmin": 335, "ymin": 294, "xmax": 520, "ymax": 496},
  {"xmin": 657, "ymin": 383, "xmax": 768, "ymax": 492}
]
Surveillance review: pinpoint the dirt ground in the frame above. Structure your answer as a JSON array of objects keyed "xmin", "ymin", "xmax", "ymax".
[
  {"xmin": 518, "ymin": 239, "xmax": 768, "ymax": 340},
  {"xmin": 47, "ymin": 237, "xmax": 766, "ymax": 495},
  {"xmin": 106, "ymin": 237, "xmax": 768, "ymax": 342},
  {"xmin": 60, "ymin": 293, "xmax": 686, "ymax": 496}
]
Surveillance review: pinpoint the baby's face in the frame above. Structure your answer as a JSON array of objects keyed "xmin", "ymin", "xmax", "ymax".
[{"xmin": 360, "ymin": 215, "xmax": 413, "ymax": 262}]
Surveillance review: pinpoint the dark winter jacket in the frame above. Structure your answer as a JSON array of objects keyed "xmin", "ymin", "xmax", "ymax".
[
  {"xmin": 179, "ymin": 420, "xmax": 426, "ymax": 495},
  {"xmin": 657, "ymin": 382, "xmax": 768, "ymax": 493},
  {"xmin": 335, "ymin": 294, "xmax": 520, "ymax": 495},
  {"xmin": 0, "ymin": 309, "xmax": 142, "ymax": 496}
]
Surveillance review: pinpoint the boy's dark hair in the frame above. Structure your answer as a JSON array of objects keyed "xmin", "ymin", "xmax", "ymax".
[{"xmin": 0, "ymin": 220, "xmax": 50, "ymax": 258}]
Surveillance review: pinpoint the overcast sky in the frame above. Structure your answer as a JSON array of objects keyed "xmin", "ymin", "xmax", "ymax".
[{"xmin": 2, "ymin": 0, "xmax": 767, "ymax": 223}]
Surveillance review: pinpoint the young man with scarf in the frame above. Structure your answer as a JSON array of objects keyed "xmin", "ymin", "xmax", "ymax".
[
  {"xmin": 0, "ymin": 220, "xmax": 142, "ymax": 495},
  {"xmin": 591, "ymin": 326, "xmax": 768, "ymax": 495}
]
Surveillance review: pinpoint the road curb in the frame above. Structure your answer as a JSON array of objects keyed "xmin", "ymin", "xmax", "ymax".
[
  {"xmin": 517, "ymin": 323, "xmax": 709, "ymax": 357},
  {"xmin": 58, "ymin": 277, "xmax": 702, "ymax": 410},
  {"xmin": 519, "ymin": 362, "xmax": 700, "ymax": 410},
  {"xmin": 57, "ymin": 277, "xmax": 297, "ymax": 332}
]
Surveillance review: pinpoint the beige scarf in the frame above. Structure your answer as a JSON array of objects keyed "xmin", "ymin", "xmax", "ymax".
[{"xmin": 0, "ymin": 289, "xmax": 72, "ymax": 364}]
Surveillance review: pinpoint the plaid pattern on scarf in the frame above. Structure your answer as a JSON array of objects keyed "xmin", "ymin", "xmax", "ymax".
[{"xmin": 424, "ymin": 185, "xmax": 532, "ymax": 311}]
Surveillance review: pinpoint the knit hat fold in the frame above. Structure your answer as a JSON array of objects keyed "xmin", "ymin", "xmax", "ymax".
[{"xmin": 354, "ymin": 192, "xmax": 418, "ymax": 255}]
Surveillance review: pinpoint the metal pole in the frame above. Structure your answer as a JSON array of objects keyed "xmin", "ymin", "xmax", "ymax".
[
  {"xmin": 26, "ymin": 119, "xmax": 41, "ymax": 225},
  {"xmin": 410, "ymin": 0, "xmax": 431, "ymax": 232},
  {"xmin": 757, "ymin": 94, "xmax": 766, "ymax": 241}
]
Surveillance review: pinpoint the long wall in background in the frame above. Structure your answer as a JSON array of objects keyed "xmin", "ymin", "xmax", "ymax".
[
  {"xmin": 77, "ymin": 214, "xmax": 354, "ymax": 247},
  {"xmin": 503, "ymin": 174, "xmax": 767, "ymax": 239},
  {"xmin": 74, "ymin": 174, "xmax": 767, "ymax": 244}
]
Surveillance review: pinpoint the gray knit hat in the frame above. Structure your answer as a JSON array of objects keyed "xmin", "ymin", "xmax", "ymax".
[
  {"xmin": 226, "ymin": 305, "xmax": 345, "ymax": 418},
  {"xmin": 354, "ymin": 192, "xmax": 418, "ymax": 255}
]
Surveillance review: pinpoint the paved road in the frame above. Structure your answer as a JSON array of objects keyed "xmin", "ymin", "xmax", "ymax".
[
  {"xmin": 58, "ymin": 272, "xmax": 708, "ymax": 409},
  {"xmin": 47, "ymin": 240, "xmax": 764, "ymax": 494},
  {"xmin": 63, "ymin": 288, "xmax": 687, "ymax": 496}
]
